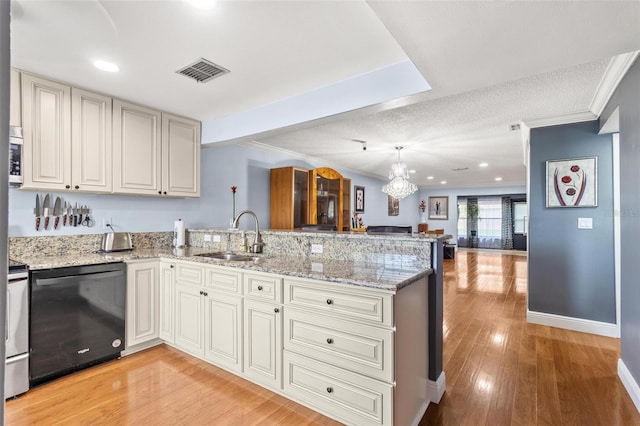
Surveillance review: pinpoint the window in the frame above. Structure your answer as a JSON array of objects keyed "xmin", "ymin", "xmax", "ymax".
[
  {"xmin": 457, "ymin": 199, "xmax": 467, "ymax": 237},
  {"xmin": 513, "ymin": 202, "xmax": 527, "ymax": 235}
]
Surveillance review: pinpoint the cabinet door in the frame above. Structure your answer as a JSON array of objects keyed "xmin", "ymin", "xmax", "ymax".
[
  {"xmin": 71, "ymin": 88, "xmax": 112, "ymax": 192},
  {"xmin": 21, "ymin": 73, "xmax": 71, "ymax": 190},
  {"xmin": 113, "ymin": 99, "xmax": 162, "ymax": 195},
  {"xmin": 205, "ymin": 292, "xmax": 242, "ymax": 373},
  {"xmin": 161, "ymin": 113, "xmax": 200, "ymax": 197},
  {"xmin": 126, "ymin": 261, "xmax": 159, "ymax": 348},
  {"xmin": 174, "ymin": 283, "xmax": 204, "ymax": 355},
  {"xmin": 10, "ymin": 69, "xmax": 20, "ymax": 127},
  {"xmin": 244, "ymin": 299, "xmax": 282, "ymax": 389},
  {"xmin": 159, "ymin": 262, "xmax": 175, "ymax": 343}
]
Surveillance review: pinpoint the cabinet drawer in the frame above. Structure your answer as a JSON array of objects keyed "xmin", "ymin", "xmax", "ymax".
[
  {"xmin": 284, "ymin": 351, "xmax": 392, "ymax": 426},
  {"xmin": 284, "ymin": 279, "xmax": 393, "ymax": 327},
  {"xmin": 204, "ymin": 266, "xmax": 242, "ymax": 295},
  {"xmin": 284, "ymin": 308, "xmax": 393, "ymax": 383},
  {"xmin": 244, "ymin": 273, "xmax": 282, "ymax": 303},
  {"xmin": 175, "ymin": 263, "xmax": 203, "ymax": 286}
]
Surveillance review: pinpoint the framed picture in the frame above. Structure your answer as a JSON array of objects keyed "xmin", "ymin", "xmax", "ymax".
[
  {"xmin": 388, "ymin": 195, "xmax": 399, "ymax": 216},
  {"xmin": 354, "ymin": 185, "xmax": 365, "ymax": 213},
  {"xmin": 428, "ymin": 196, "xmax": 448, "ymax": 220},
  {"xmin": 546, "ymin": 157, "xmax": 597, "ymax": 208}
]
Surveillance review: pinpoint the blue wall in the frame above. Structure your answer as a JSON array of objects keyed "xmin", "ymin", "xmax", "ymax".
[
  {"xmin": 8, "ymin": 143, "xmax": 420, "ymax": 236},
  {"xmin": 529, "ymin": 120, "xmax": 615, "ymax": 324},
  {"xmin": 601, "ymin": 56, "xmax": 640, "ymax": 387}
]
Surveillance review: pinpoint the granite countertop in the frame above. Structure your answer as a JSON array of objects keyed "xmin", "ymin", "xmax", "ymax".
[{"xmin": 16, "ymin": 247, "xmax": 433, "ymax": 291}]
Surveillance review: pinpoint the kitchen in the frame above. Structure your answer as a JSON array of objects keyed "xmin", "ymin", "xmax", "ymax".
[{"xmin": 3, "ymin": 1, "xmax": 640, "ymax": 425}]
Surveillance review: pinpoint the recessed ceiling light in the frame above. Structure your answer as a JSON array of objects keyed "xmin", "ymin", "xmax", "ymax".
[
  {"xmin": 495, "ymin": 177, "xmax": 503, "ymax": 181},
  {"xmin": 409, "ymin": 170, "xmax": 416, "ymax": 174},
  {"xmin": 479, "ymin": 162, "xmax": 489, "ymax": 168},
  {"xmin": 440, "ymin": 180, "xmax": 447, "ymax": 184},
  {"xmin": 93, "ymin": 60, "xmax": 119, "ymax": 73},
  {"xmin": 427, "ymin": 176, "xmax": 434, "ymax": 180},
  {"xmin": 187, "ymin": 0, "xmax": 216, "ymax": 10}
]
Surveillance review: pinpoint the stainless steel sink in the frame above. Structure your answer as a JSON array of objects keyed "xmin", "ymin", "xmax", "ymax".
[{"xmin": 195, "ymin": 252, "xmax": 261, "ymax": 262}]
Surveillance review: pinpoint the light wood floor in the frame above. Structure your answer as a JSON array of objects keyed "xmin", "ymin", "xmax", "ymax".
[
  {"xmin": 6, "ymin": 251, "xmax": 640, "ymax": 425},
  {"xmin": 420, "ymin": 250, "xmax": 640, "ymax": 425}
]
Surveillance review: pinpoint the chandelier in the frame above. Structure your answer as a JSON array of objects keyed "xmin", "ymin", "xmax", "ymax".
[{"xmin": 381, "ymin": 146, "xmax": 418, "ymax": 200}]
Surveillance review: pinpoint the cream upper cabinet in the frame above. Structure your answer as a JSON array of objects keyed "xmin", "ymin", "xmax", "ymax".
[
  {"xmin": 21, "ymin": 73, "xmax": 71, "ymax": 190},
  {"xmin": 162, "ymin": 113, "xmax": 200, "ymax": 197},
  {"xmin": 10, "ymin": 69, "xmax": 21, "ymax": 127},
  {"xmin": 113, "ymin": 99, "xmax": 163, "ymax": 195},
  {"xmin": 71, "ymin": 88, "xmax": 112, "ymax": 192}
]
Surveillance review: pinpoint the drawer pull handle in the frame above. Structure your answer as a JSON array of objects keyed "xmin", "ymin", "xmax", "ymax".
[
  {"xmin": 326, "ymin": 387, "xmax": 333, "ymax": 394},
  {"xmin": 326, "ymin": 338, "xmax": 334, "ymax": 344},
  {"xmin": 257, "ymin": 285, "xmax": 263, "ymax": 291},
  {"xmin": 326, "ymin": 299, "xmax": 333, "ymax": 305},
  {"xmin": 274, "ymin": 308, "xmax": 280, "ymax": 313}
]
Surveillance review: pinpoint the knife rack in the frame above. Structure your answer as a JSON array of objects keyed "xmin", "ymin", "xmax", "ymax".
[{"xmin": 33, "ymin": 193, "xmax": 95, "ymax": 231}]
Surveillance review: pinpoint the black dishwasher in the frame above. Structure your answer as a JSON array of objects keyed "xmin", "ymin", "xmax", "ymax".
[{"xmin": 29, "ymin": 262, "xmax": 126, "ymax": 386}]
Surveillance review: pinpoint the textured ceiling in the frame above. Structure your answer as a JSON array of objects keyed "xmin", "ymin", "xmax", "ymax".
[
  {"xmin": 255, "ymin": 58, "xmax": 611, "ymax": 188},
  {"xmin": 10, "ymin": 0, "xmax": 640, "ymax": 189}
]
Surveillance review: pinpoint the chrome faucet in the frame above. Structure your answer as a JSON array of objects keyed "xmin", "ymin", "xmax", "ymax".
[{"xmin": 232, "ymin": 210, "xmax": 264, "ymax": 253}]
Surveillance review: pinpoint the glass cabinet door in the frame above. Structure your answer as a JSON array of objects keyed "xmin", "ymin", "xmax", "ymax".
[{"xmin": 310, "ymin": 167, "xmax": 343, "ymax": 230}]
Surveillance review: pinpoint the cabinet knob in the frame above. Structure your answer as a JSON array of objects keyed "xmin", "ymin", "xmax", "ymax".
[
  {"xmin": 274, "ymin": 308, "xmax": 280, "ymax": 313},
  {"xmin": 170, "ymin": 265, "xmax": 174, "ymax": 268},
  {"xmin": 65, "ymin": 185, "xmax": 70, "ymax": 189},
  {"xmin": 257, "ymin": 285, "xmax": 263, "ymax": 291},
  {"xmin": 163, "ymin": 191, "xmax": 167, "ymax": 195},
  {"xmin": 199, "ymin": 290, "xmax": 203, "ymax": 295},
  {"xmin": 326, "ymin": 299, "xmax": 333, "ymax": 305},
  {"xmin": 326, "ymin": 387, "xmax": 333, "ymax": 394},
  {"xmin": 203, "ymin": 292, "xmax": 208, "ymax": 296},
  {"xmin": 74, "ymin": 185, "xmax": 79, "ymax": 190},
  {"xmin": 326, "ymin": 338, "xmax": 334, "ymax": 344},
  {"xmin": 158, "ymin": 191, "xmax": 162, "ymax": 194}
]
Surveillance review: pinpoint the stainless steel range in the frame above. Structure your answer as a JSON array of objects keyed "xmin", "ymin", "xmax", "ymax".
[{"xmin": 5, "ymin": 260, "xmax": 29, "ymax": 399}]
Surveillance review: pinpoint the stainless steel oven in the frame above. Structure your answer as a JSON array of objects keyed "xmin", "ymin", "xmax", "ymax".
[
  {"xmin": 5, "ymin": 261, "xmax": 29, "ymax": 399},
  {"xmin": 9, "ymin": 125, "xmax": 23, "ymax": 185}
]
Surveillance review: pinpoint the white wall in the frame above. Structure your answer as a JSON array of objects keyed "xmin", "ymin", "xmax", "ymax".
[
  {"xmin": 419, "ymin": 185, "xmax": 526, "ymax": 241},
  {"xmin": 8, "ymin": 143, "xmax": 420, "ymax": 236}
]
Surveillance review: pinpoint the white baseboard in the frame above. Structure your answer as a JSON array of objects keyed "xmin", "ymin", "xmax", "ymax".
[
  {"xmin": 527, "ymin": 310, "xmax": 619, "ymax": 338},
  {"xmin": 618, "ymin": 359, "xmax": 640, "ymax": 413},
  {"xmin": 121, "ymin": 338, "xmax": 163, "ymax": 356},
  {"xmin": 427, "ymin": 371, "xmax": 446, "ymax": 403}
]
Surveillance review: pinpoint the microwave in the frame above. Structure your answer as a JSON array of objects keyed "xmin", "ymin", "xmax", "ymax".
[{"xmin": 9, "ymin": 125, "xmax": 23, "ymax": 185}]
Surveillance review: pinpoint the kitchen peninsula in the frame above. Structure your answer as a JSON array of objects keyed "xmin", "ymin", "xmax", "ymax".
[{"xmin": 9, "ymin": 229, "xmax": 446, "ymax": 425}]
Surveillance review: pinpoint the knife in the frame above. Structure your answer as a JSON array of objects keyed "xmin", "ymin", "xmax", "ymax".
[
  {"xmin": 77, "ymin": 202, "xmax": 83, "ymax": 225},
  {"xmin": 62, "ymin": 202, "xmax": 67, "ymax": 226},
  {"xmin": 43, "ymin": 194, "xmax": 51, "ymax": 230},
  {"xmin": 53, "ymin": 197, "xmax": 62, "ymax": 230},
  {"xmin": 35, "ymin": 194, "xmax": 42, "ymax": 231},
  {"xmin": 67, "ymin": 203, "xmax": 73, "ymax": 226}
]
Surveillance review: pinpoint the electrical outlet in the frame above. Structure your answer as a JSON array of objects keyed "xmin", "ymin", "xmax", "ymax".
[
  {"xmin": 103, "ymin": 217, "xmax": 112, "ymax": 230},
  {"xmin": 213, "ymin": 235, "xmax": 221, "ymax": 242},
  {"xmin": 311, "ymin": 262, "xmax": 324, "ymax": 273},
  {"xmin": 311, "ymin": 244, "xmax": 323, "ymax": 254},
  {"xmin": 204, "ymin": 234, "xmax": 212, "ymax": 242}
]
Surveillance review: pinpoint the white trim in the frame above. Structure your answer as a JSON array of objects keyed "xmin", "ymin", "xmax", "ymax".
[
  {"xmin": 527, "ymin": 310, "xmax": 619, "ymax": 338},
  {"xmin": 618, "ymin": 359, "xmax": 640, "ymax": 414},
  {"xmin": 599, "ymin": 106, "xmax": 620, "ymax": 134},
  {"xmin": 409, "ymin": 401, "xmax": 430, "ymax": 426},
  {"xmin": 612, "ymin": 133, "xmax": 621, "ymax": 337},
  {"xmin": 427, "ymin": 371, "xmax": 446, "ymax": 403},
  {"xmin": 522, "ymin": 110, "xmax": 597, "ymax": 129},
  {"xmin": 590, "ymin": 51, "xmax": 640, "ymax": 117}
]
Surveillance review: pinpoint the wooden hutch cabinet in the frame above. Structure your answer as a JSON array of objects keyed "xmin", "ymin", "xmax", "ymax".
[{"xmin": 270, "ymin": 166, "xmax": 350, "ymax": 231}]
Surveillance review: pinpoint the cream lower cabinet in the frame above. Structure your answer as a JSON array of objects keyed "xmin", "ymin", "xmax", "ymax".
[
  {"xmin": 126, "ymin": 261, "xmax": 160, "ymax": 349},
  {"xmin": 159, "ymin": 261, "xmax": 175, "ymax": 343},
  {"xmin": 163, "ymin": 261, "xmax": 429, "ymax": 425},
  {"xmin": 173, "ymin": 262, "xmax": 243, "ymax": 373}
]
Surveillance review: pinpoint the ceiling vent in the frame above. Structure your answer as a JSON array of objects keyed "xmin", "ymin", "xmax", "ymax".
[
  {"xmin": 452, "ymin": 167, "xmax": 469, "ymax": 172},
  {"xmin": 176, "ymin": 58, "xmax": 229, "ymax": 83},
  {"xmin": 510, "ymin": 123, "xmax": 521, "ymax": 131}
]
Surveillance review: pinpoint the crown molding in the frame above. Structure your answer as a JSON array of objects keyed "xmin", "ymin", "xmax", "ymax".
[
  {"xmin": 522, "ymin": 110, "xmax": 597, "ymax": 129},
  {"xmin": 590, "ymin": 50, "xmax": 640, "ymax": 117}
]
